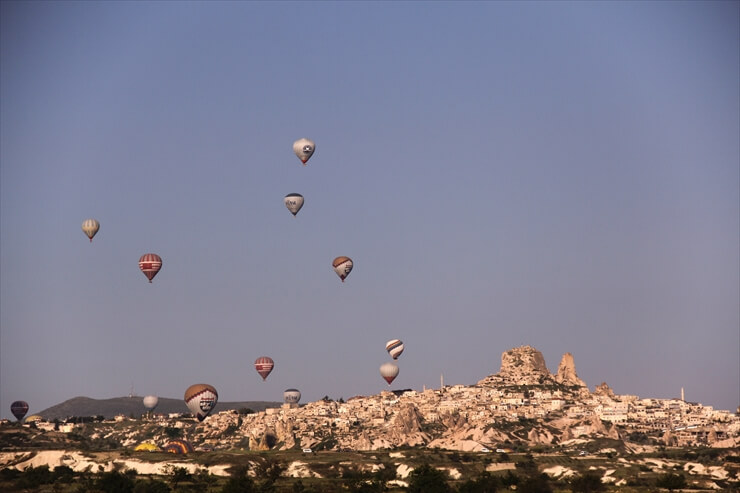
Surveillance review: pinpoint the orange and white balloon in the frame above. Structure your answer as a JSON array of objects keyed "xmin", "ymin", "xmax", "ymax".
[
  {"xmin": 332, "ymin": 256, "xmax": 353, "ymax": 282},
  {"xmin": 184, "ymin": 384, "xmax": 218, "ymax": 422}
]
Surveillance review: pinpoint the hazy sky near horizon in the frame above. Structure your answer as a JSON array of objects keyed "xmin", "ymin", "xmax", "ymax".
[{"xmin": 1, "ymin": 1, "xmax": 738, "ymax": 420}]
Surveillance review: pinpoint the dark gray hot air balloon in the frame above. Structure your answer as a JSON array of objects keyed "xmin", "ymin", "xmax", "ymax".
[{"xmin": 10, "ymin": 401, "xmax": 29, "ymax": 421}]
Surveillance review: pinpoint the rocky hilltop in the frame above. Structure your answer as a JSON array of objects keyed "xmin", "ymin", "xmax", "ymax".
[{"xmin": 477, "ymin": 345, "xmax": 587, "ymax": 392}]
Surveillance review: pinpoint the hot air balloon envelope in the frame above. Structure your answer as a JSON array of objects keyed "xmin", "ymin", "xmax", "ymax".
[
  {"xmin": 385, "ymin": 339, "xmax": 404, "ymax": 360},
  {"xmin": 163, "ymin": 439, "xmax": 194, "ymax": 454},
  {"xmin": 10, "ymin": 401, "xmax": 29, "ymax": 421},
  {"xmin": 143, "ymin": 395, "xmax": 159, "ymax": 411},
  {"xmin": 139, "ymin": 253, "xmax": 162, "ymax": 283},
  {"xmin": 284, "ymin": 193, "xmax": 304, "ymax": 216},
  {"xmin": 380, "ymin": 362, "xmax": 399, "ymax": 386},
  {"xmin": 293, "ymin": 138, "xmax": 315, "ymax": 164},
  {"xmin": 135, "ymin": 442, "xmax": 161, "ymax": 452},
  {"xmin": 82, "ymin": 219, "xmax": 100, "ymax": 242},
  {"xmin": 284, "ymin": 389, "xmax": 301, "ymax": 404},
  {"xmin": 184, "ymin": 384, "xmax": 218, "ymax": 421},
  {"xmin": 332, "ymin": 256, "xmax": 353, "ymax": 282},
  {"xmin": 255, "ymin": 357, "xmax": 275, "ymax": 380}
]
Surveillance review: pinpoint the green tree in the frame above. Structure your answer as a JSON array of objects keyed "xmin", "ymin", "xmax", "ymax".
[
  {"xmin": 406, "ymin": 464, "xmax": 452, "ymax": 493},
  {"xmin": 570, "ymin": 472, "xmax": 605, "ymax": 493},
  {"xmin": 16, "ymin": 465, "xmax": 53, "ymax": 488},
  {"xmin": 194, "ymin": 468, "xmax": 219, "ymax": 491},
  {"xmin": 166, "ymin": 466, "xmax": 191, "ymax": 489},
  {"xmin": 53, "ymin": 465, "xmax": 75, "ymax": 483}
]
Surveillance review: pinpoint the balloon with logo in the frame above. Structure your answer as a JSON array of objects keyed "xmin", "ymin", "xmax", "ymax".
[
  {"xmin": 138, "ymin": 253, "xmax": 162, "ymax": 283},
  {"xmin": 82, "ymin": 219, "xmax": 100, "ymax": 242},
  {"xmin": 385, "ymin": 339, "xmax": 404, "ymax": 360},
  {"xmin": 10, "ymin": 401, "xmax": 29, "ymax": 421},
  {"xmin": 255, "ymin": 356, "xmax": 275, "ymax": 381},
  {"xmin": 332, "ymin": 256, "xmax": 353, "ymax": 282},
  {"xmin": 293, "ymin": 138, "xmax": 315, "ymax": 164},
  {"xmin": 284, "ymin": 193, "xmax": 304, "ymax": 216},
  {"xmin": 380, "ymin": 362, "xmax": 399, "ymax": 386},
  {"xmin": 284, "ymin": 389, "xmax": 301, "ymax": 405},
  {"xmin": 184, "ymin": 384, "xmax": 218, "ymax": 421}
]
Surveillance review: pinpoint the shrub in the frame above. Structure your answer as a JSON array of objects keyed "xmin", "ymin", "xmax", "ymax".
[
  {"xmin": 457, "ymin": 471, "xmax": 499, "ymax": 492},
  {"xmin": 96, "ymin": 471, "xmax": 135, "ymax": 493},
  {"xmin": 656, "ymin": 472, "xmax": 686, "ymax": 491},
  {"xmin": 570, "ymin": 471, "xmax": 606, "ymax": 493},
  {"xmin": 406, "ymin": 464, "xmax": 452, "ymax": 493}
]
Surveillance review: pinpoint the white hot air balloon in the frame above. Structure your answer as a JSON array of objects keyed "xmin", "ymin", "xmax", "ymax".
[
  {"xmin": 380, "ymin": 362, "xmax": 399, "ymax": 386},
  {"xmin": 284, "ymin": 389, "xmax": 301, "ymax": 405},
  {"xmin": 293, "ymin": 138, "xmax": 315, "ymax": 165},
  {"xmin": 82, "ymin": 219, "xmax": 100, "ymax": 242},
  {"xmin": 385, "ymin": 339, "xmax": 404, "ymax": 360},
  {"xmin": 143, "ymin": 395, "xmax": 159, "ymax": 411},
  {"xmin": 284, "ymin": 193, "xmax": 304, "ymax": 216}
]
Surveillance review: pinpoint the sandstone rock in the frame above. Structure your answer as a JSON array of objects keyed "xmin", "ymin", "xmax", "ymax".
[
  {"xmin": 555, "ymin": 353, "xmax": 587, "ymax": 388},
  {"xmin": 499, "ymin": 346, "xmax": 549, "ymax": 379},
  {"xmin": 594, "ymin": 382, "xmax": 615, "ymax": 398}
]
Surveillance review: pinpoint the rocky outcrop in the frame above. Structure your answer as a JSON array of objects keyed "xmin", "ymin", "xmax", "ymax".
[
  {"xmin": 495, "ymin": 346, "xmax": 552, "ymax": 385},
  {"xmin": 555, "ymin": 353, "xmax": 587, "ymax": 387},
  {"xmin": 387, "ymin": 403, "xmax": 429, "ymax": 447},
  {"xmin": 594, "ymin": 382, "xmax": 616, "ymax": 399}
]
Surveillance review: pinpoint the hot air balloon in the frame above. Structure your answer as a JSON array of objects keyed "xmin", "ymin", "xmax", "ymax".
[
  {"xmin": 143, "ymin": 395, "xmax": 159, "ymax": 411},
  {"xmin": 332, "ymin": 256, "xmax": 353, "ymax": 282},
  {"xmin": 293, "ymin": 138, "xmax": 315, "ymax": 164},
  {"xmin": 163, "ymin": 439, "xmax": 194, "ymax": 454},
  {"xmin": 284, "ymin": 193, "xmax": 304, "ymax": 216},
  {"xmin": 255, "ymin": 357, "xmax": 274, "ymax": 381},
  {"xmin": 283, "ymin": 389, "xmax": 301, "ymax": 405},
  {"xmin": 385, "ymin": 339, "xmax": 404, "ymax": 360},
  {"xmin": 134, "ymin": 442, "xmax": 161, "ymax": 452},
  {"xmin": 138, "ymin": 253, "xmax": 162, "ymax": 283},
  {"xmin": 380, "ymin": 362, "xmax": 399, "ymax": 386},
  {"xmin": 82, "ymin": 219, "xmax": 100, "ymax": 242},
  {"xmin": 184, "ymin": 384, "xmax": 218, "ymax": 421},
  {"xmin": 10, "ymin": 401, "xmax": 29, "ymax": 421}
]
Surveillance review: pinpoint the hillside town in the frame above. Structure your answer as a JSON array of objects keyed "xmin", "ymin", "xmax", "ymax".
[
  {"xmin": 21, "ymin": 345, "xmax": 720, "ymax": 457},
  {"xmin": 6, "ymin": 347, "xmax": 737, "ymax": 455},
  {"xmin": 2, "ymin": 346, "xmax": 738, "ymax": 490}
]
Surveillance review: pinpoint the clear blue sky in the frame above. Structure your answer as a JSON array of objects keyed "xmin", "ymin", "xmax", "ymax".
[{"xmin": 1, "ymin": 1, "xmax": 738, "ymax": 420}]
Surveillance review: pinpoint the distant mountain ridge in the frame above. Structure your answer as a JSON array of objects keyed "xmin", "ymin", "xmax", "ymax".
[{"xmin": 37, "ymin": 396, "xmax": 281, "ymax": 420}]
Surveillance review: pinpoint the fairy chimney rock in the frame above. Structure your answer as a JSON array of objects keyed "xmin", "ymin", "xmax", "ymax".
[{"xmin": 555, "ymin": 352, "xmax": 587, "ymax": 387}]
